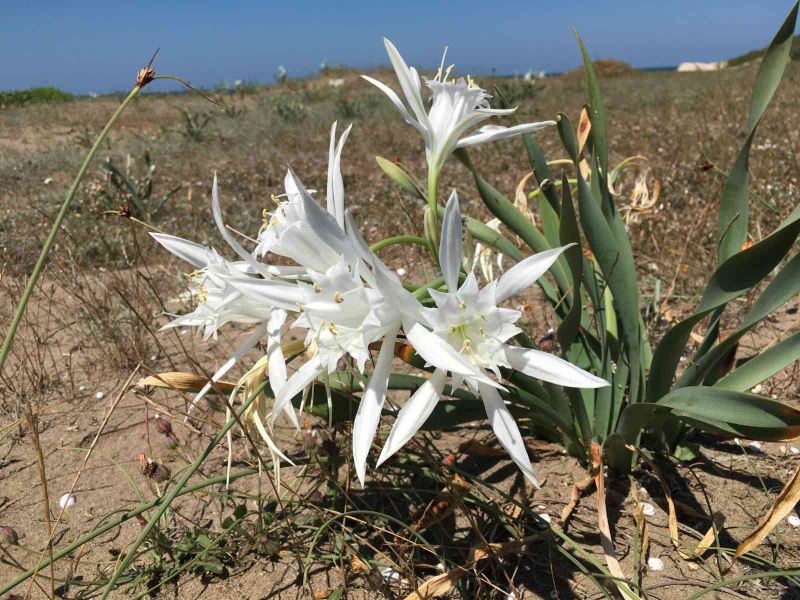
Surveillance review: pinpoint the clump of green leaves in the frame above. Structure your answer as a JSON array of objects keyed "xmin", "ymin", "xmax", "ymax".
[
  {"xmin": 181, "ymin": 106, "xmax": 213, "ymax": 142},
  {"xmin": 270, "ymin": 93, "xmax": 309, "ymax": 123},
  {"xmin": 97, "ymin": 150, "xmax": 181, "ymax": 222}
]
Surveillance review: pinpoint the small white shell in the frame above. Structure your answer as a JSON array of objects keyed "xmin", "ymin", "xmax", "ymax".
[
  {"xmin": 58, "ymin": 493, "xmax": 76, "ymax": 509},
  {"xmin": 537, "ymin": 513, "xmax": 551, "ymax": 523},
  {"xmin": 380, "ymin": 567, "xmax": 402, "ymax": 582},
  {"xmin": 647, "ymin": 556, "xmax": 664, "ymax": 571},
  {"xmin": 641, "ymin": 502, "xmax": 656, "ymax": 517},
  {"xmin": 95, "ymin": 391, "xmax": 105, "ymax": 400},
  {"xmin": 787, "ymin": 515, "xmax": 800, "ymax": 528},
  {"xmin": 395, "ymin": 267, "xmax": 407, "ymax": 277}
]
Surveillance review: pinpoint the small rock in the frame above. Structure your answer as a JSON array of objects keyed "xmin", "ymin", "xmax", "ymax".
[
  {"xmin": 537, "ymin": 513, "xmax": 551, "ymax": 523},
  {"xmin": 43, "ymin": 177, "xmax": 53, "ymax": 185},
  {"xmin": 95, "ymin": 391, "xmax": 105, "ymax": 400},
  {"xmin": 395, "ymin": 267, "xmax": 407, "ymax": 277},
  {"xmin": 380, "ymin": 567, "xmax": 402, "ymax": 582},
  {"xmin": 748, "ymin": 441, "xmax": 763, "ymax": 453},
  {"xmin": 641, "ymin": 502, "xmax": 656, "ymax": 517},
  {"xmin": 788, "ymin": 515, "xmax": 800, "ymax": 528},
  {"xmin": 791, "ymin": 446, "xmax": 799, "ymax": 455}
]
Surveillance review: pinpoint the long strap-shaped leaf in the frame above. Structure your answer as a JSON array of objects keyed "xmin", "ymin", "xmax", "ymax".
[
  {"xmin": 717, "ymin": 1, "xmax": 799, "ymax": 263},
  {"xmin": 619, "ymin": 386, "xmax": 800, "ymax": 443},
  {"xmin": 714, "ymin": 330, "xmax": 800, "ymax": 392},
  {"xmin": 676, "ymin": 251, "xmax": 800, "ymax": 388},
  {"xmin": 647, "ymin": 204, "xmax": 800, "ymax": 400}
]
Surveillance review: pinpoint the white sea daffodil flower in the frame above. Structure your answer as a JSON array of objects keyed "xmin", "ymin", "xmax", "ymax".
[
  {"xmin": 363, "ymin": 39, "xmax": 556, "ymax": 176},
  {"xmin": 375, "ymin": 191, "xmax": 608, "ymax": 487},
  {"xmin": 255, "ymin": 122, "xmax": 354, "ymax": 272}
]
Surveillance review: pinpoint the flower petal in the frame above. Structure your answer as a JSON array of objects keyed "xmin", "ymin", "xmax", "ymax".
[
  {"xmin": 361, "ymin": 75, "xmax": 425, "ymax": 135},
  {"xmin": 505, "ymin": 346, "xmax": 609, "ymax": 388},
  {"xmin": 439, "ymin": 189, "xmax": 462, "ymax": 292},
  {"xmin": 404, "ymin": 322, "xmax": 499, "ymax": 387},
  {"xmin": 456, "ymin": 121, "xmax": 556, "ymax": 149},
  {"xmin": 494, "ymin": 245, "xmax": 573, "ymax": 303},
  {"xmin": 226, "ymin": 277, "xmax": 305, "ymax": 312},
  {"xmin": 273, "ymin": 357, "xmax": 324, "ymax": 426},
  {"xmin": 267, "ymin": 309, "xmax": 298, "ymax": 422},
  {"xmin": 383, "ymin": 38, "xmax": 429, "ymax": 128},
  {"xmin": 352, "ymin": 326, "xmax": 399, "ymax": 486},
  {"xmin": 150, "ymin": 233, "xmax": 211, "ymax": 269},
  {"xmin": 289, "ymin": 168, "xmax": 348, "ymax": 252},
  {"xmin": 478, "ymin": 381, "xmax": 540, "ymax": 488},
  {"xmin": 376, "ymin": 367, "xmax": 446, "ymax": 466}
]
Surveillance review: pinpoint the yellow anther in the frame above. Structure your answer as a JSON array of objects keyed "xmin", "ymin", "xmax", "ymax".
[
  {"xmin": 314, "ymin": 284, "xmax": 322, "ymax": 293},
  {"xmin": 328, "ymin": 322, "xmax": 339, "ymax": 335},
  {"xmin": 196, "ymin": 285, "xmax": 208, "ymax": 305},
  {"xmin": 444, "ymin": 64, "xmax": 455, "ymax": 81},
  {"xmin": 458, "ymin": 299, "xmax": 466, "ymax": 309},
  {"xmin": 333, "ymin": 291, "xmax": 344, "ymax": 304}
]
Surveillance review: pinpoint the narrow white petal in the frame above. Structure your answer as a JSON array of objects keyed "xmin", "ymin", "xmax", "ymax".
[
  {"xmin": 344, "ymin": 209, "xmax": 375, "ymax": 265},
  {"xmin": 289, "ymin": 169, "xmax": 348, "ymax": 251},
  {"xmin": 376, "ymin": 368, "xmax": 446, "ymax": 466},
  {"xmin": 478, "ymin": 381, "xmax": 540, "ymax": 488},
  {"xmin": 439, "ymin": 190, "xmax": 462, "ymax": 292},
  {"xmin": 373, "ymin": 263, "xmax": 427, "ymax": 325},
  {"xmin": 273, "ymin": 358, "xmax": 323, "ymax": 426},
  {"xmin": 266, "ymin": 309, "xmax": 297, "ymax": 423},
  {"xmin": 211, "ymin": 175, "xmax": 274, "ymax": 278},
  {"xmin": 495, "ymin": 245, "xmax": 573, "ymax": 303},
  {"xmin": 505, "ymin": 346, "xmax": 608, "ymax": 388},
  {"xmin": 456, "ymin": 121, "xmax": 556, "ymax": 149},
  {"xmin": 326, "ymin": 121, "xmax": 338, "ymax": 217},
  {"xmin": 190, "ymin": 323, "xmax": 267, "ymax": 412},
  {"xmin": 150, "ymin": 233, "xmax": 210, "ymax": 268},
  {"xmin": 383, "ymin": 38, "xmax": 429, "ymax": 127},
  {"xmin": 352, "ymin": 327, "xmax": 399, "ymax": 486},
  {"xmin": 361, "ymin": 75, "xmax": 424, "ymax": 134},
  {"xmin": 332, "ymin": 123, "xmax": 352, "ymax": 229},
  {"xmin": 226, "ymin": 277, "xmax": 305, "ymax": 312},
  {"xmin": 404, "ymin": 322, "xmax": 497, "ymax": 386}
]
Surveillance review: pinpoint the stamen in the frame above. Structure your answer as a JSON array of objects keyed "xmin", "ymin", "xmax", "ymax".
[
  {"xmin": 333, "ymin": 291, "xmax": 344, "ymax": 304},
  {"xmin": 314, "ymin": 284, "xmax": 322, "ymax": 293},
  {"xmin": 443, "ymin": 64, "xmax": 455, "ymax": 82},
  {"xmin": 328, "ymin": 322, "xmax": 339, "ymax": 335},
  {"xmin": 436, "ymin": 46, "xmax": 449, "ymax": 82},
  {"xmin": 458, "ymin": 299, "xmax": 466, "ymax": 309}
]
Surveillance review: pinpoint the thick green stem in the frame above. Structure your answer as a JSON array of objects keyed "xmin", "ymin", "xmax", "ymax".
[
  {"xmin": 100, "ymin": 382, "xmax": 266, "ymax": 598},
  {"xmin": 369, "ymin": 235, "xmax": 428, "ymax": 253},
  {"xmin": 0, "ymin": 85, "xmax": 142, "ymax": 376}
]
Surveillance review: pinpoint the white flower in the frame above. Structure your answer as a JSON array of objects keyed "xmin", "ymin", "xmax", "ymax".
[
  {"xmin": 363, "ymin": 39, "xmax": 555, "ymax": 175},
  {"xmin": 255, "ymin": 122, "xmax": 353, "ymax": 272},
  {"xmin": 375, "ymin": 191, "xmax": 608, "ymax": 487}
]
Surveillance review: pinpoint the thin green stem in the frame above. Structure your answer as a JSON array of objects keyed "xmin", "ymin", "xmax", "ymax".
[
  {"xmin": 427, "ymin": 168, "xmax": 438, "ymax": 213},
  {"xmin": 0, "ymin": 467, "xmax": 272, "ymax": 595},
  {"xmin": 369, "ymin": 235, "xmax": 428, "ymax": 253},
  {"xmin": 0, "ymin": 85, "xmax": 142, "ymax": 375},
  {"xmin": 100, "ymin": 382, "xmax": 267, "ymax": 598}
]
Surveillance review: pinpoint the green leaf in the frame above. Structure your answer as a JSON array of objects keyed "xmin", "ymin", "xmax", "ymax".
[
  {"xmin": 574, "ymin": 32, "xmax": 609, "ymax": 207},
  {"xmin": 715, "ymin": 330, "xmax": 800, "ymax": 392},
  {"xmin": 647, "ymin": 205, "xmax": 800, "ymax": 400},
  {"xmin": 676, "ymin": 251, "xmax": 800, "ymax": 388},
  {"xmin": 375, "ymin": 155, "xmax": 425, "ymax": 200},
  {"xmin": 717, "ymin": 1, "xmax": 799, "ymax": 262},
  {"xmin": 557, "ymin": 176, "xmax": 583, "ymax": 350},
  {"xmin": 658, "ymin": 387, "xmax": 800, "ymax": 441}
]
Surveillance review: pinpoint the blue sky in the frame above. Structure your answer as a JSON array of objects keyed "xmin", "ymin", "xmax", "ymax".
[{"xmin": 1, "ymin": 1, "xmax": 795, "ymax": 94}]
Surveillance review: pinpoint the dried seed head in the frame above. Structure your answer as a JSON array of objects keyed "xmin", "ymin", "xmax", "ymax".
[
  {"xmin": 154, "ymin": 415, "xmax": 173, "ymax": 436},
  {"xmin": 136, "ymin": 66, "xmax": 156, "ymax": 88},
  {"xmin": 0, "ymin": 526, "xmax": 19, "ymax": 546}
]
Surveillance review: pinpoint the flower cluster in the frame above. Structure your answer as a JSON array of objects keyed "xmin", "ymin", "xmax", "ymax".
[{"xmin": 154, "ymin": 41, "xmax": 607, "ymax": 487}]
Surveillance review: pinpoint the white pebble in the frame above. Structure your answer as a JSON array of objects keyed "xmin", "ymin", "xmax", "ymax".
[
  {"xmin": 380, "ymin": 567, "xmax": 402, "ymax": 582},
  {"xmin": 78, "ymin": 385, "xmax": 86, "ymax": 392},
  {"xmin": 395, "ymin": 267, "xmax": 407, "ymax": 277},
  {"xmin": 538, "ymin": 513, "xmax": 551, "ymax": 523},
  {"xmin": 58, "ymin": 493, "xmax": 76, "ymax": 509},
  {"xmin": 150, "ymin": 355, "xmax": 157, "ymax": 361},
  {"xmin": 791, "ymin": 447, "xmax": 799, "ymax": 455},
  {"xmin": 641, "ymin": 502, "xmax": 656, "ymax": 516},
  {"xmin": 95, "ymin": 391, "xmax": 105, "ymax": 400},
  {"xmin": 750, "ymin": 384, "xmax": 765, "ymax": 394},
  {"xmin": 788, "ymin": 515, "xmax": 800, "ymax": 528},
  {"xmin": 748, "ymin": 441, "xmax": 763, "ymax": 452},
  {"xmin": 647, "ymin": 556, "xmax": 664, "ymax": 571}
]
